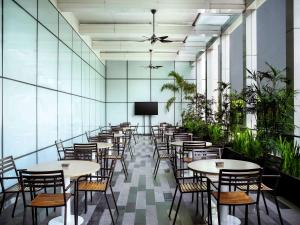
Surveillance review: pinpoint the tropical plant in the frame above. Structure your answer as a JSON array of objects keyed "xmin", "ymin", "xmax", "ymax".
[
  {"xmin": 231, "ymin": 128, "xmax": 263, "ymax": 160},
  {"xmin": 161, "ymin": 71, "xmax": 196, "ymax": 111},
  {"xmin": 276, "ymin": 137, "xmax": 300, "ymax": 178},
  {"xmin": 242, "ymin": 63, "xmax": 295, "ymax": 136},
  {"xmin": 183, "ymin": 117, "xmax": 209, "ymax": 140},
  {"xmin": 215, "ymin": 81, "xmax": 231, "ymax": 131},
  {"xmin": 208, "ymin": 124, "xmax": 225, "ymax": 146}
]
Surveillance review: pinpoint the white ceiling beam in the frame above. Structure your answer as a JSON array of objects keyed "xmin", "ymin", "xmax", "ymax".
[{"xmin": 58, "ymin": 0, "xmax": 245, "ymax": 11}]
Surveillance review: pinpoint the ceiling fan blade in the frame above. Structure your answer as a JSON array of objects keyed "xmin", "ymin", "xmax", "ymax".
[
  {"xmin": 160, "ymin": 39, "xmax": 173, "ymax": 43},
  {"xmin": 158, "ymin": 36, "xmax": 169, "ymax": 39}
]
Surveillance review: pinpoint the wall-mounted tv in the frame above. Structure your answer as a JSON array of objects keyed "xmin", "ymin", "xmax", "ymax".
[{"xmin": 135, "ymin": 102, "xmax": 158, "ymax": 115}]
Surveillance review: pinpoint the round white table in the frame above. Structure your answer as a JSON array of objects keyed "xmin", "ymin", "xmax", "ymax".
[
  {"xmin": 188, "ymin": 159, "xmax": 260, "ymax": 225},
  {"xmin": 113, "ymin": 133, "xmax": 124, "ymax": 138},
  {"xmin": 28, "ymin": 160, "xmax": 100, "ymax": 225},
  {"xmin": 170, "ymin": 141, "xmax": 212, "ymax": 147},
  {"xmin": 97, "ymin": 142, "xmax": 113, "ymax": 149}
]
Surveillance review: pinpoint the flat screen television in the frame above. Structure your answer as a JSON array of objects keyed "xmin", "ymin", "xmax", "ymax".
[{"xmin": 135, "ymin": 102, "xmax": 158, "ymax": 115}]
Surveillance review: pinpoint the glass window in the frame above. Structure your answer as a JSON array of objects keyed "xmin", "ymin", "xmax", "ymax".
[
  {"xmin": 128, "ymin": 61, "xmax": 150, "ymax": 79},
  {"xmin": 100, "ymin": 77, "xmax": 105, "ymax": 101},
  {"xmin": 128, "ymin": 80, "xmax": 150, "ymax": 102},
  {"xmin": 3, "ymin": 80, "xmax": 36, "ymax": 158},
  {"xmin": 72, "ymin": 96, "xmax": 82, "ymax": 136},
  {"xmin": 72, "ymin": 53, "xmax": 81, "ymax": 96},
  {"xmin": 38, "ymin": 146, "xmax": 57, "ymax": 163},
  {"xmin": 15, "ymin": 0, "xmax": 37, "ymax": 18},
  {"xmin": 58, "ymin": 42, "xmax": 72, "ymax": 93},
  {"xmin": 100, "ymin": 103, "xmax": 105, "ymax": 126},
  {"xmin": 106, "ymin": 80, "xmax": 127, "ymax": 102},
  {"xmin": 175, "ymin": 61, "xmax": 196, "ymax": 79},
  {"xmin": 38, "ymin": 24, "xmax": 58, "ymax": 89},
  {"xmin": 95, "ymin": 103, "xmax": 101, "ymax": 127},
  {"xmin": 37, "ymin": 88, "xmax": 57, "ymax": 149},
  {"xmin": 82, "ymin": 62, "xmax": 90, "ymax": 98},
  {"xmin": 73, "ymin": 31, "xmax": 81, "ymax": 57},
  {"xmin": 82, "ymin": 43, "xmax": 89, "ymax": 63},
  {"xmin": 58, "ymin": 93, "xmax": 72, "ymax": 141},
  {"xmin": 127, "ymin": 103, "xmax": 143, "ymax": 130},
  {"xmin": 151, "ymin": 103, "xmax": 174, "ymax": 126},
  {"xmin": 59, "ymin": 14, "xmax": 72, "ymax": 48},
  {"xmin": 106, "ymin": 61, "xmax": 126, "ymax": 78},
  {"xmin": 175, "ymin": 103, "xmax": 188, "ymax": 126},
  {"xmin": 3, "ymin": 0, "xmax": 37, "ymax": 84},
  {"xmin": 82, "ymin": 98, "xmax": 90, "ymax": 132},
  {"xmin": 151, "ymin": 61, "xmax": 175, "ymax": 79},
  {"xmin": 38, "ymin": 0, "xmax": 58, "ymax": 36},
  {"xmin": 90, "ymin": 100, "xmax": 96, "ymax": 130},
  {"xmin": 90, "ymin": 69, "xmax": 96, "ymax": 100},
  {"xmin": 95, "ymin": 75, "xmax": 100, "ymax": 101},
  {"xmin": 99, "ymin": 62, "xmax": 105, "ymax": 77},
  {"xmin": 151, "ymin": 80, "xmax": 174, "ymax": 102}
]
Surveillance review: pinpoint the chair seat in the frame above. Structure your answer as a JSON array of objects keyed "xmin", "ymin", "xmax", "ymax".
[
  {"xmin": 237, "ymin": 183, "xmax": 273, "ymax": 191},
  {"xmin": 179, "ymin": 182, "xmax": 207, "ymax": 193},
  {"xmin": 159, "ymin": 153, "xmax": 173, "ymax": 159},
  {"xmin": 183, "ymin": 157, "xmax": 193, "ymax": 163},
  {"xmin": 212, "ymin": 192, "xmax": 254, "ymax": 205},
  {"xmin": 7, "ymin": 183, "xmax": 35, "ymax": 193},
  {"xmin": 78, "ymin": 181, "xmax": 107, "ymax": 191},
  {"xmin": 104, "ymin": 154, "xmax": 122, "ymax": 159},
  {"xmin": 30, "ymin": 193, "xmax": 71, "ymax": 207}
]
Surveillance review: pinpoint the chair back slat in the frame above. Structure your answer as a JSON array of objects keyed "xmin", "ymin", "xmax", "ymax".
[
  {"xmin": 192, "ymin": 146, "xmax": 222, "ymax": 160},
  {"xmin": 74, "ymin": 143, "xmax": 97, "ymax": 161},
  {"xmin": 173, "ymin": 133, "xmax": 192, "ymax": 141},
  {"xmin": 0, "ymin": 156, "xmax": 17, "ymax": 176}
]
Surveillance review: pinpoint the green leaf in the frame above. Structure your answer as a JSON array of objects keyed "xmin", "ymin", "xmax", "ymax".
[{"xmin": 165, "ymin": 97, "xmax": 176, "ymax": 112}]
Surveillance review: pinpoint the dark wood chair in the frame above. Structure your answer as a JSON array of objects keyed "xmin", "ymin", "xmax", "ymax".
[
  {"xmin": 169, "ymin": 160, "xmax": 212, "ymax": 225},
  {"xmin": 76, "ymin": 158, "xmax": 118, "ymax": 225},
  {"xmin": 0, "ymin": 156, "xmax": 28, "ymax": 217},
  {"xmin": 19, "ymin": 170, "xmax": 71, "ymax": 225},
  {"xmin": 153, "ymin": 135, "xmax": 174, "ymax": 179},
  {"xmin": 73, "ymin": 143, "xmax": 98, "ymax": 161},
  {"xmin": 173, "ymin": 133, "xmax": 193, "ymax": 142},
  {"xmin": 124, "ymin": 130, "xmax": 134, "ymax": 158},
  {"xmin": 212, "ymin": 168, "xmax": 263, "ymax": 225},
  {"xmin": 55, "ymin": 139, "xmax": 74, "ymax": 160},
  {"xmin": 130, "ymin": 123, "xmax": 139, "ymax": 143}
]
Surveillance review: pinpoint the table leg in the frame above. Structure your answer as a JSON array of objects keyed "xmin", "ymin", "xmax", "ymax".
[{"xmin": 48, "ymin": 178, "xmax": 84, "ymax": 225}]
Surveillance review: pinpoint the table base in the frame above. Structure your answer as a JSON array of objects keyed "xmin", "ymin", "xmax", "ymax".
[{"xmin": 49, "ymin": 215, "xmax": 84, "ymax": 225}]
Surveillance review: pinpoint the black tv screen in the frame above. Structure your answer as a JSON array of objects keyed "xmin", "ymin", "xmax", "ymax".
[{"xmin": 135, "ymin": 102, "xmax": 158, "ymax": 115}]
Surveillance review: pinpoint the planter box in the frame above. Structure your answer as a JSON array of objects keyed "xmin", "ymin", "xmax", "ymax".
[{"xmin": 222, "ymin": 147, "xmax": 300, "ymax": 207}]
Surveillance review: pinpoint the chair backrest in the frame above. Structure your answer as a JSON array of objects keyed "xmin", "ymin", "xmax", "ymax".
[
  {"xmin": 20, "ymin": 170, "xmax": 67, "ymax": 205},
  {"xmin": 87, "ymin": 135, "xmax": 99, "ymax": 143},
  {"xmin": 173, "ymin": 133, "xmax": 192, "ymax": 141},
  {"xmin": 120, "ymin": 122, "xmax": 131, "ymax": 127},
  {"xmin": 74, "ymin": 143, "xmax": 97, "ymax": 160},
  {"xmin": 98, "ymin": 133, "xmax": 114, "ymax": 143},
  {"xmin": 111, "ymin": 126, "xmax": 122, "ymax": 134},
  {"xmin": 0, "ymin": 156, "xmax": 18, "ymax": 191},
  {"xmin": 192, "ymin": 146, "xmax": 222, "ymax": 160},
  {"xmin": 217, "ymin": 168, "xmax": 263, "ymax": 204},
  {"xmin": 55, "ymin": 139, "xmax": 64, "ymax": 160}
]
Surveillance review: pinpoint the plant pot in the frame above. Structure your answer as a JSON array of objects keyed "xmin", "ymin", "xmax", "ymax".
[
  {"xmin": 278, "ymin": 172, "xmax": 300, "ymax": 207},
  {"xmin": 222, "ymin": 147, "xmax": 244, "ymax": 160}
]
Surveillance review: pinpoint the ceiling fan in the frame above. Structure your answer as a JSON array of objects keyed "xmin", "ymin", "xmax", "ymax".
[
  {"xmin": 144, "ymin": 49, "xmax": 163, "ymax": 69},
  {"xmin": 139, "ymin": 9, "xmax": 173, "ymax": 45}
]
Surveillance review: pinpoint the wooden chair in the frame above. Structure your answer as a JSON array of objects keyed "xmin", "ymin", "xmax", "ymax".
[
  {"xmin": 172, "ymin": 133, "xmax": 192, "ymax": 142},
  {"xmin": 153, "ymin": 135, "xmax": 175, "ymax": 179},
  {"xmin": 0, "ymin": 156, "xmax": 28, "ymax": 217},
  {"xmin": 73, "ymin": 143, "xmax": 98, "ymax": 162},
  {"xmin": 20, "ymin": 170, "xmax": 71, "ymax": 225},
  {"xmin": 124, "ymin": 130, "xmax": 134, "ymax": 158},
  {"xmin": 98, "ymin": 133, "xmax": 115, "ymax": 144},
  {"xmin": 130, "ymin": 123, "xmax": 139, "ymax": 143},
  {"xmin": 168, "ymin": 160, "xmax": 212, "ymax": 225},
  {"xmin": 76, "ymin": 158, "xmax": 118, "ymax": 225},
  {"xmin": 55, "ymin": 139, "xmax": 74, "ymax": 160},
  {"xmin": 212, "ymin": 168, "xmax": 263, "ymax": 225}
]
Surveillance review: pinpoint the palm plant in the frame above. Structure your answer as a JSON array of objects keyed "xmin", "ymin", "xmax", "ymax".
[{"xmin": 161, "ymin": 71, "xmax": 196, "ymax": 111}]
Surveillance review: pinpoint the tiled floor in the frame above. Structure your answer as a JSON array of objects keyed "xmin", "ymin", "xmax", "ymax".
[{"xmin": 1, "ymin": 136, "xmax": 300, "ymax": 225}]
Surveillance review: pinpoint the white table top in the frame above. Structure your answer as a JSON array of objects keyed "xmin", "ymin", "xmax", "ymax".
[
  {"xmin": 113, "ymin": 133, "xmax": 124, "ymax": 138},
  {"xmin": 188, "ymin": 159, "xmax": 260, "ymax": 175},
  {"xmin": 97, "ymin": 142, "xmax": 113, "ymax": 149},
  {"xmin": 170, "ymin": 141, "xmax": 212, "ymax": 147},
  {"xmin": 27, "ymin": 160, "xmax": 100, "ymax": 178}
]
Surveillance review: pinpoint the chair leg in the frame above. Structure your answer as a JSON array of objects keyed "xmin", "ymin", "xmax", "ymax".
[
  {"xmin": 256, "ymin": 204, "xmax": 261, "ymax": 225},
  {"xmin": 31, "ymin": 208, "xmax": 35, "ymax": 225},
  {"xmin": 245, "ymin": 205, "xmax": 249, "ymax": 225},
  {"xmin": 207, "ymin": 193, "xmax": 212, "ymax": 225},
  {"xmin": 84, "ymin": 191, "xmax": 87, "ymax": 213},
  {"xmin": 274, "ymin": 196, "xmax": 284, "ymax": 225},
  {"xmin": 90, "ymin": 191, "xmax": 93, "ymax": 202},
  {"xmin": 64, "ymin": 205, "xmax": 67, "ymax": 225},
  {"xmin": 104, "ymin": 193, "xmax": 115, "ymax": 225},
  {"xmin": 172, "ymin": 193, "xmax": 182, "ymax": 225},
  {"xmin": 0, "ymin": 192, "xmax": 6, "ymax": 213},
  {"xmin": 196, "ymin": 192, "xmax": 199, "ymax": 215},
  {"xmin": 261, "ymin": 191, "xmax": 269, "ymax": 215},
  {"xmin": 110, "ymin": 185, "xmax": 119, "ymax": 215},
  {"xmin": 201, "ymin": 192, "xmax": 204, "ymax": 217},
  {"xmin": 34, "ymin": 208, "xmax": 38, "ymax": 225},
  {"xmin": 153, "ymin": 158, "xmax": 159, "ymax": 175},
  {"xmin": 12, "ymin": 192, "xmax": 20, "ymax": 217},
  {"xmin": 169, "ymin": 186, "xmax": 178, "ymax": 218},
  {"xmin": 121, "ymin": 159, "xmax": 128, "ymax": 180},
  {"xmin": 154, "ymin": 159, "xmax": 161, "ymax": 179},
  {"xmin": 217, "ymin": 204, "xmax": 221, "ymax": 225}
]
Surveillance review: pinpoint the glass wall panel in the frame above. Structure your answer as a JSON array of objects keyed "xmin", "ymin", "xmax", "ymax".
[
  {"xmin": 128, "ymin": 80, "xmax": 150, "ymax": 102},
  {"xmin": 72, "ymin": 53, "xmax": 82, "ymax": 95},
  {"xmin": 106, "ymin": 61, "xmax": 127, "ymax": 78},
  {"xmin": 90, "ymin": 69, "xmax": 96, "ymax": 100},
  {"xmin": 38, "ymin": 0, "xmax": 58, "ymax": 36},
  {"xmin": 82, "ymin": 62, "xmax": 90, "ymax": 98},
  {"xmin": 15, "ymin": 0, "xmax": 37, "ymax": 18},
  {"xmin": 58, "ymin": 93, "xmax": 72, "ymax": 141},
  {"xmin": 151, "ymin": 103, "xmax": 174, "ymax": 125},
  {"xmin": 73, "ymin": 31, "xmax": 81, "ymax": 57},
  {"xmin": 106, "ymin": 103, "xmax": 127, "ymax": 125},
  {"xmin": 128, "ymin": 61, "xmax": 150, "ymax": 78},
  {"xmin": 58, "ymin": 42, "xmax": 72, "ymax": 93},
  {"xmin": 59, "ymin": 14, "xmax": 72, "ymax": 48},
  {"xmin": 175, "ymin": 61, "xmax": 196, "ymax": 79},
  {"xmin": 106, "ymin": 80, "xmax": 127, "ymax": 102},
  {"xmin": 95, "ymin": 75, "xmax": 101, "ymax": 101},
  {"xmin": 38, "ymin": 24, "xmax": 58, "ymax": 89},
  {"xmin": 3, "ymin": 0, "xmax": 36, "ymax": 84},
  {"xmin": 82, "ymin": 43, "xmax": 89, "ymax": 63},
  {"xmin": 82, "ymin": 98, "xmax": 90, "ymax": 132},
  {"xmin": 37, "ymin": 88, "xmax": 57, "ymax": 148},
  {"xmin": 3, "ymin": 80, "xmax": 36, "ymax": 158},
  {"xmin": 151, "ymin": 80, "xmax": 174, "ymax": 102},
  {"xmin": 100, "ymin": 77, "xmax": 105, "ymax": 101},
  {"xmin": 72, "ymin": 96, "xmax": 82, "ymax": 136},
  {"xmin": 100, "ymin": 62, "xmax": 105, "ymax": 77},
  {"xmin": 90, "ymin": 100, "xmax": 96, "ymax": 130},
  {"xmin": 128, "ymin": 103, "xmax": 143, "ymax": 132},
  {"xmin": 38, "ymin": 146, "xmax": 57, "ymax": 163},
  {"xmin": 151, "ymin": 61, "xmax": 174, "ymax": 79},
  {"xmin": 95, "ymin": 103, "xmax": 101, "ymax": 128}
]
